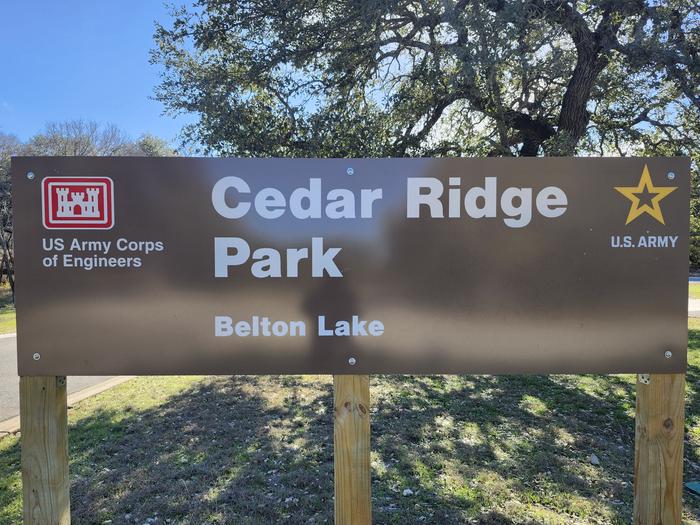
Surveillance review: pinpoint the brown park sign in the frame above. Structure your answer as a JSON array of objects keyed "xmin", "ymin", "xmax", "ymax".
[{"xmin": 11, "ymin": 157, "xmax": 690, "ymax": 375}]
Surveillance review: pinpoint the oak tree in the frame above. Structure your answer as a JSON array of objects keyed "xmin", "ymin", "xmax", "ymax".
[{"xmin": 152, "ymin": 0, "xmax": 700, "ymax": 159}]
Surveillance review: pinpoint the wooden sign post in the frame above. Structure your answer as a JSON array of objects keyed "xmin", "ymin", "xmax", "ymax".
[
  {"xmin": 20, "ymin": 376, "xmax": 71, "ymax": 525},
  {"xmin": 634, "ymin": 372, "xmax": 685, "ymax": 524},
  {"xmin": 334, "ymin": 375, "xmax": 372, "ymax": 525}
]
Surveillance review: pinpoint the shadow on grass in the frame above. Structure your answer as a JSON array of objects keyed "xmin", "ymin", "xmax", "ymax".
[
  {"xmin": 371, "ymin": 373, "xmax": 637, "ymax": 524},
  {"xmin": 1, "ymin": 359, "xmax": 699, "ymax": 523},
  {"xmin": 370, "ymin": 339, "xmax": 700, "ymax": 524},
  {"xmin": 67, "ymin": 376, "xmax": 335, "ymax": 524}
]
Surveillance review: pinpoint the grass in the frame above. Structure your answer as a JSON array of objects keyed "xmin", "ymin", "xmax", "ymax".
[
  {"xmin": 691, "ymin": 283, "xmax": 700, "ymax": 300},
  {"xmin": 1, "ymin": 330, "xmax": 699, "ymax": 523},
  {"xmin": 0, "ymin": 286, "xmax": 14, "ymax": 335}
]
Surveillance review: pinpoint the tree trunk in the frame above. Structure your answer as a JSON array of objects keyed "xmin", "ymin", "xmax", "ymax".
[
  {"xmin": 520, "ymin": 138, "xmax": 541, "ymax": 156},
  {"xmin": 556, "ymin": 47, "xmax": 607, "ymax": 155}
]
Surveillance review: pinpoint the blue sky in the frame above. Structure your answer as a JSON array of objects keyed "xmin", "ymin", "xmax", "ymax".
[{"xmin": 0, "ymin": 1, "xmax": 193, "ymax": 144}]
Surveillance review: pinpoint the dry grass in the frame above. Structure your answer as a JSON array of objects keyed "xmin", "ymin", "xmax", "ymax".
[{"xmin": 691, "ymin": 283, "xmax": 700, "ymax": 300}]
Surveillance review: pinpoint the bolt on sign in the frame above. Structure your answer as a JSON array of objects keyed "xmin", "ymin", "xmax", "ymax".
[{"xmin": 12, "ymin": 157, "xmax": 690, "ymax": 375}]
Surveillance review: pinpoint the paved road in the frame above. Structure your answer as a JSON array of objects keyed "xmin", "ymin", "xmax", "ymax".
[{"xmin": 0, "ymin": 335, "xmax": 114, "ymax": 422}]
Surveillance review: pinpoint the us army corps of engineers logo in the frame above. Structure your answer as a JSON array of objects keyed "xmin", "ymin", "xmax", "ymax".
[
  {"xmin": 611, "ymin": 164, "xmax": 679, "ymax": 249},
  {"xmin": 42, "ymin": 177, "xmax": 114, "ymax": 229}
]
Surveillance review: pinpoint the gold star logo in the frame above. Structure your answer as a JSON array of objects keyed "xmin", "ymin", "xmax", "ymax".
[{"xmin": 614, "ymin": 164, "xmax": 677, "ymax": 225}]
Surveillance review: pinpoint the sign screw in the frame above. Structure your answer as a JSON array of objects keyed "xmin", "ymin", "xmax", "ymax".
[
  {"xmin": 26, "ymin": 171, "xmax": 35, "ymax": 181},
  {"xmin": 348, "ymin": 357, "xmax": 357, "ymax": 366},
  {"xmin": 346, "ymin": 167, "xmax": 354, "ymax": 175},
  {"xmin": 667, "ymin": 171, "xmax": 675, "ymax": 180},
  {"xmin": 665, "ymin": 350, "xmax": 673, "ymax": 359},
  {"xmin": 32, "ymin": 353, "xmax": 41, "ymax": 361}
]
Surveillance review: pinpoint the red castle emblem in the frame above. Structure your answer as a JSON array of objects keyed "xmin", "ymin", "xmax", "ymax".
[{"xmin": 42, "ymin": 177, "xmax": 114, "ymax": 229}]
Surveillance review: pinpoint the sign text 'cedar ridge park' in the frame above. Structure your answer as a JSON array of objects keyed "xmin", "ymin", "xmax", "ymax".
[{"xmin": 12, "ymin": 157, "xmax": 690, "ymax": 375}]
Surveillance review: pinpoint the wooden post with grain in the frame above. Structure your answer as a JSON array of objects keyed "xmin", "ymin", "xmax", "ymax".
[
  {"xmin": 634, "ymin": 372, "xmax": 685, "ymax": 524},
  {"xmin": 334, "ymin": 374, "xmax": 371, "ymax": 525},
  {"xmin": 20, "ymin": 376, "xmax": 71, "ymax": 525}
]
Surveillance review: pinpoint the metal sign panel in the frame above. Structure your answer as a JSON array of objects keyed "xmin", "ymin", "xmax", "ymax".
[{"xmin": 12, "ymin": 157, "xmax": 690, "ymax": 375}]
